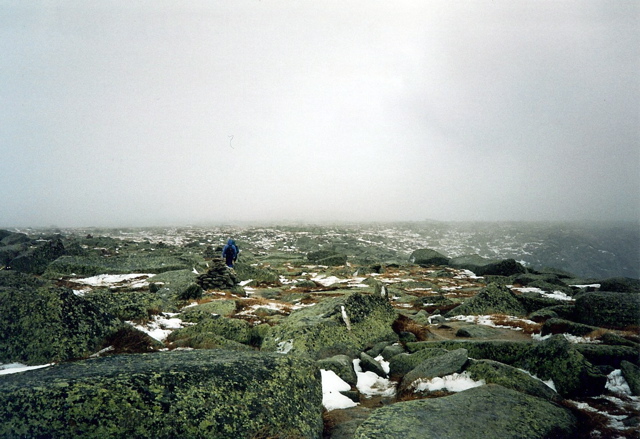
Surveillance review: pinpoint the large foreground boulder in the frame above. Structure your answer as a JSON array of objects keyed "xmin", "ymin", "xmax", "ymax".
[
  {"xmin": 0, "ymin": 350, "xmax": 323, "ymax": 439},
  {"xmin": 353, "ymin": 384, "xmax": 577, "ymax": 439},
  {"xmin": 261, "ymin": 292, "xmax": 398, "ymax": 359}
]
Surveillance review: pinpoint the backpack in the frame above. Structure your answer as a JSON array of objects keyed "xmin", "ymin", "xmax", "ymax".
[{"xmin": 223, "ymin": 244, "xmax": 237, "ymax": 259}]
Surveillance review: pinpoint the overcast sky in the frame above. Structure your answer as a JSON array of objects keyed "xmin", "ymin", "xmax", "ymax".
[{"xmin": 1, "ymin": 1, "xmax": 638, "ymax": 227}]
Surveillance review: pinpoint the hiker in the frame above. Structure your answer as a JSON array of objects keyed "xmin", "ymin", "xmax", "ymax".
[{"xmin": 222, "ymin": 238, "xmax": 239, "ymax": 268}]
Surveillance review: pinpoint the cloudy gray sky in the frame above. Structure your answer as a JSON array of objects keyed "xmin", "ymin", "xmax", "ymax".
[{"xmin": 1, "ymin": 1, "xmax": 638, "ymax": 227}]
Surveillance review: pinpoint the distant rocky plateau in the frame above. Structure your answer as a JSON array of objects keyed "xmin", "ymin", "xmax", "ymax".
[{"xmin": 0, "ymin": 225, "xmax": 638, "ymax": 439}]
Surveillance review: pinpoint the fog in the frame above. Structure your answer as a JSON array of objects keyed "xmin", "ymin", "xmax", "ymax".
[{"xmin": 1, "ymin": 1, "xmax": 638, "ymax": 227}]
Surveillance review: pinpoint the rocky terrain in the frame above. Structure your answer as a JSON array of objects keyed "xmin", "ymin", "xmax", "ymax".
[{"xmin": 0, "ymin": 225, "xmax": 638, "ymax": 438}]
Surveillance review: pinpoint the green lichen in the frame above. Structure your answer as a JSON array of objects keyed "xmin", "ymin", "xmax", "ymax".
[{"xmin": 0, "ymin": 350, "xmax": 323, "ymax": 439}]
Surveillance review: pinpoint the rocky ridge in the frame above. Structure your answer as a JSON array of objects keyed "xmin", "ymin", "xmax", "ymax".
[{"xmin": 0, "ymin": 226, "xmax": 638, "ymax": 438}]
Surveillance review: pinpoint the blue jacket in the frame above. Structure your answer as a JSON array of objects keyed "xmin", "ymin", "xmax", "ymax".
[{"xmin": 222, "ymin": 239, "xmax": 238, "ymax": 260}]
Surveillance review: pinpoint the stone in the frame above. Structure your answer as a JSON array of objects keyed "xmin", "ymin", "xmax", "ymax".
[
  {"xmin": 621, "ymin": 360, "xmax": 640, "ymax": 396},
  {"xmin": 573, "ymin": 344, "xmax": 639, "ymax": 369},
  {"xmin": 388, "ymin": 348, "xmax": 449, "ymax": 379},
  {"xmin": 9, "ymin": 238, "xmax": 65, "ymax": 275},
  {"xmin": 455, "ymin": 324, "xmax": 507, "ymax": 338},
  {"xmin": 450, "ymin": 255, "xmax": 526, "ymax": 277},
  {"xmin": 317, "ymin": 354, "xmax": 358, "ymax": 387},
  {"xmin": 359, "ymin": 352, "xmax": 387, "ymax": 377},
  {"xmin": 379, "ymin": 343, "xmax": 406, "ymax": 361},
  {"xmin": 180, "ymin": 299, "xmax": 238, "ymax": 322},
  {"xmin": 445, "ymin": 283, "xmax": 527, "ymax": 317},
  {"xmin": 574, "ymin": 291, "xmax": 640, "ymax": 329},
  {"xmin": 196, "ymin": 259, "xmax": 241, "ymax": 291},
  {"xmin": 540, "ymin": 318, "xmax": 599, "ymax": 337},
  {"xmin": 597, "ymin": 277, "xmax": 640, "ymax": 293},
  {"xmin": 399, "ymin": 348, "xmax": 469, "ymax": 394},
  {"xmin": 409, "ymin": 248, "xmax": 449, "ymax": 266},
  {"xmin": 0, "ymin": 350, "xmax": 323, "ymax": 439},
  {"xmin": 167, "ymin": 315, "xmax": 252, "ymax": 346},
  {"xmin": 353, "ymin": 384, "xmax": 577, "ymax": 439},
  {"xmin": 306, "ymin": 250, "xmax": 348, "ymax": 266},
  {"xmin": 465, "ymin": 359, "xmax": 560, "ymax": 401},
  {"xmin": 261, "ymin": 292, "xmax": 398, "ymax": 360},
  {"xmin": 0, "ymin": 285, "xmax": 122, "ymax": 365},
  {"xmin": 44, "ymin": 254, "xmax": 195, "ymax": 277},
  {"xmin": 515, "ymin": 335, "xmax": 606, "ymax": 398}
]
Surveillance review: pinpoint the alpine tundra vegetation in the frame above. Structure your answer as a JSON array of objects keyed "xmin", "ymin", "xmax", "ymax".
[{"xmin": 0, "ymin": 223, "xmax": 638, "ymax": 438}]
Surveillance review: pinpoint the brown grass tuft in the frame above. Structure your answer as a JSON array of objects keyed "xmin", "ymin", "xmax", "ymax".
[{"xmin": 490, "ymin": 314, "xmax": 542, "ymax": 335}]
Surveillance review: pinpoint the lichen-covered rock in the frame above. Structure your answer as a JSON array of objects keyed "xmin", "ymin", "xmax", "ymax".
[
  {"xmin": 359, "ymin": 352, "xmax": 387, "ymax": 377},
  {"xmin": 573, "ymin": 344, "xmax": 639, "ymax": 368},
  {"xmin": 620, "ymin": 360, "xmax": 640, "ymax": 396},
  {"xmin": 167, "ymin": 315, "xmax": 252, "ymax": 346},
  {"xmin": 0, "ymin": 286, "xmax": 122, "ymax": 365},
  {"xmin": 455, "ymin": 324, "xmax": 507, "ymax": 338},
  {"xmin": 6, "ymin": 238, "xmax": 65, "ymax": 274},
  {"xmin": 448, "ymin": 254, "xmax": 499, "ymax": 272},
  {"xmin": 574, "ymin": 291, "xmax": 640, "ymax": 329},
  {"xmin": 473, "ymin": 258, "xmax": 527, "ymax": 277},
  {"xmin": 353, "ymin": 384, "xmax": 577, "ymax": 439},
  {"xmin": 540, "ymin": 318, "xmax": 599, "ymax": 337},
  {"xmin": 409, "ymin": 248, "xmax": 449, "ymax": 266},
  {"xmin": 597, "ymin": 277, "xmax": 640, "ymax": 293},
  {"xmin": 317, "ymin": 354, "xmax": 358, "ymax": 387},
  {"xmin": 44, "ymin": 255, "xmax": 196, "ymax": 277},
  {"xmin": 261, "ymin": 292, "xmax": 398, "ymax": 360},
  {"xmin": 388, "ymin": 348, "xmax": 449, "ymax": 379},
  {"xmin": 148, "ymin": 269, "xmax": 201, "ymax": 302},
  {"xmin": 233, "ymin": 261, "xmax": 280, "ymax": 284},
  {"xmin": 84, "ymin": 289, "xmax": 170, "ymax": 321},
  {"xmin": 399, "ymin": 348, "xmax": 468, "ymax": 393},
  {"xmin": 306, "ymin": 250, "xmax": 348, "ymax": 266},
  {"xmin": 180, "ymin": 299, "xmax": 238, "ymax": 322},
  {"xmin": 406, "ymin": 337, "xmax": 606, "ymax": 398},
  {"xmin": 515, "ymin": 335, "xmax": 606, "ymax": 397},
  {"xmin": 445, "ymin": 283, "xmax": 527, "ymax": 317},
  {"xmin": 465, "ymin": 359, "xmax": 560, "ymax": 401},
  {"xmin": 0, "ymin": 350, "xmax": 323, "ymax": 439}
]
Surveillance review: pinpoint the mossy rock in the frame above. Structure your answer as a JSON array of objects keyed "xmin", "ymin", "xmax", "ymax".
[
  {"xmin": 388, "ymin": 348, "xmax": 449, "ymax": 379},
  {"xmin": 8, "ymin": 238, "xmax": 65, "ymax": 275},
  {"xmin": 233, "ymin": 261, "xmax": 280, "ymax": 284},
  {"xmin": 0, "ymin": 286, "xmax": 122, "ymax": 365},
  {"xmin": 0, "ymin": 350, "xmax": 323, "ymax": 439},
  {"xmin": 540, "ymin": 318, "xmax": 599, "ymax": 337},
  {"xmin": 573, "ymin": 344, "xmax": 639, "ymax": 368},
  {"xmin": 399, "ymin": 348, "xmax": 468, "ymax": 393},
  {"xmin": 597, "ymin": 277, "xmax": 640, "ymax": 293},
  {"xmin": 261, "ymin": 292, "xmax": 398, "ymax": 360},
  {"xmin": 528, "ymin": 307, "xmax": 559, "ymax": 323},
  {"xmin": 317, "ymin": 354, "xmax": 358, "ymax": 387},
  {"xmin": 306, "ymin": 250, "xmax": 348, "ymax": 266},
  {"xmin": 410, "ymin": 338, "xmax": 606, "ymax": 398},
  {"xmin": 44, "ymin": 255, "xmax": 197, "ymax": 278},
  {"xmin": 84, "ymin": 289, "xmax": 171, "ymax": 321},
  {"xmin": 406, "ymin": 340, "xmax": 532, "ymax": 366},
  {"xmin": 465, "ymin": 359, "xmax": 560, "ymax": 401},
  {"xmin": 445, "ymin": 283, "xmax": 527, "ymax": 317},
  {"xmin": 148, "ymin": 269, "xmax": 202, "ymax": 302},
  {"xmin": 409, "ymin": 248, "xmax": 449, "ymax": 266},
  {"xmin": 168, "ymin": 315, "xmax": 252, "ymax": 346},
  {"xmin": 515, "ymin": 335, "xmax": 606, "ymax": 398},
  {"xmin": 517, "ymin": 292, "xmax": 570, "ymax": 314},
  {"xmin": 180, "ymin": 300, "xmax": 238, "ymax": 322},
  {"xmin": 621, "ymin": 360, "xmax": 640, "ymax": 396},
  {"xmin": 169, "ymin": 333, "xmax": 254, "ymax": 351},
  {"xmin": 574, "ymin": 291, "xmax": 640, "ymax": 329},
  {"xmin": 353, "ymin": 384, "xmax": 576, "ymax": 439}
]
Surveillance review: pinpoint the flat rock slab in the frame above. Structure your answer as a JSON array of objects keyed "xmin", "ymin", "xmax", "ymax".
[
  {"xmin": 0, "ymin": 350, "xmax": 323, "ymax": 439},
  {"xmin": 353, "ymin": 384, "xmax": 577, "ymax": 439}
]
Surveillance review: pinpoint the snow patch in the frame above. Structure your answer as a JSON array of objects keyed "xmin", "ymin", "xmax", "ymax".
[
  {"xmin": 412, "ymin": 372, "xmax": 485, "ymax": 393},
  {"xmin": 321, "ymin": 369, "xmax": 358, "ymax": 411}
]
